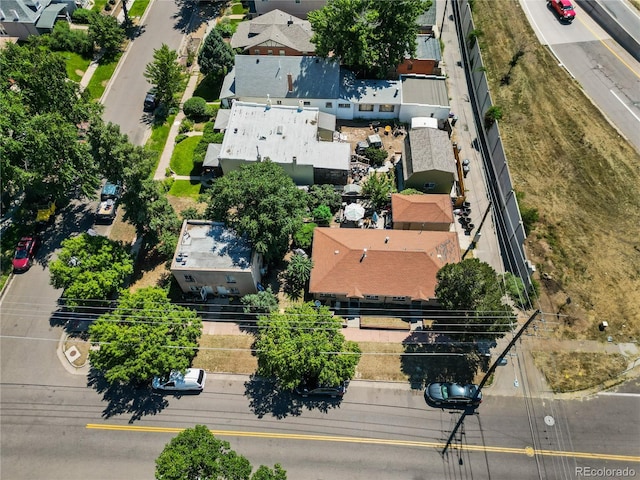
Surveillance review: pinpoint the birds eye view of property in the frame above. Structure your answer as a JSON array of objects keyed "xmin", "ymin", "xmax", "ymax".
[{"xmin": 1, "ymin": 0, "xmax": 639, "ymax": 478}]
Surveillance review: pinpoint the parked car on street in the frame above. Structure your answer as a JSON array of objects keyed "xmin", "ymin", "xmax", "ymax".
[
  {"xmin": 12, "ymin": 236, "xmax": 39, "ymax": 272},
  {"xmin": 294, "ymin": 378, "xmax": 349, "ymax": 398},
  {"xmin": 144, "ymin": 91, "xmax": 158, "ymax": 111},
  {"xmin": 425, "ymin": 382, "xmax": 482, "ymax": 408},
  {"xmin": 152, "ymin": 368, "xmax": 206, "ymax": 392}
]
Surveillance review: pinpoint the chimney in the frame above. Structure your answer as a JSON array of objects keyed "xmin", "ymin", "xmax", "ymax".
[
  {"xmin": 360, "ymin": 248, "xmax": 367, "ymax": 263},
  {"xmin": 287, "ymin": 73, "xmax": 293, "ymax": 93},
  {"xmin": 297, "ymin": 100, "xmax": 303, "ymax": 112},
  {"xmin": 287, "ymin": 16, "xmax": 293, "ymax": 26},
  {"xmin": 266, "ymin": 93, "xmax": 271, "ymax": 110},
  {"xmin": 385, "ymin": 236, "xmax": 389, "ymax": 244}
]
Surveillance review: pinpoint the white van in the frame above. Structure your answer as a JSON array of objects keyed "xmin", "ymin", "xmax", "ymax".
[{"xmin": 152, "ymin": 368, "xmax": 206, "ymax": 392}]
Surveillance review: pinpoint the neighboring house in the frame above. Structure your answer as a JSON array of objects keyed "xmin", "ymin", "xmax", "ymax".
[
  {"xmin": 416, "ymin": 1, "xmax": 438, "ymax": 35},
  {"xmin": 309, "ymin": 227, "xmax": 460, "ymax": 306},
  {"xmin": 397, "ymin": 34, "xmax": 442, "ymax": 76},
  {"xmin": 220, "ymin": 55, "xmax": 450, "ymax": 121},
  {"xmin": 171, "ymin": 220, "xmax": 263, "ymax": 298},
  {"xmin": 398, "ymin": 127, "xmax": 457, "ymax": 194},
  {"xmin": 0, "ymin": 0, "xmax": 74, "ymax": 40},
  {"xmin": 391, "ymin": 193, "xmax": 454, "ymax": 231},
  {"xmin": 217, "ymin": 101, "xmax": 350, "ymax": 185},
  {"xmin": 231, "ymin": 9, "xmax": 314, "ymax": 56},
  {"xmin": 247, "ymin": 0, "xmax": 327, "ymax": 18}
]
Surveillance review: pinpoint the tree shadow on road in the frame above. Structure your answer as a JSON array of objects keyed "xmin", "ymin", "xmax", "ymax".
[
  {"xmin": 87, "ymin": 368, "xmax": 169, "ymax": 423},
  {"xmin": 244, "ymin": 375, "xmax": 343, "ymax": 419}
]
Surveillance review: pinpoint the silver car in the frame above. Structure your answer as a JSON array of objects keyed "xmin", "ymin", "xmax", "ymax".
[{"xmin": 152, "ymin": 368, "xmax": 206, "ymax": 392}]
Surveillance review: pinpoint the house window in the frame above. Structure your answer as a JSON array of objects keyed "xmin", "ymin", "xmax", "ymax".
[
  {"xmin": 358, "ymin": 104, "xmax": 374, "ymax": 112},
  {"xmin": 303, "ymin": 101, "xmax": 311, "ymax": 106},
  {"xmin": 365, "ymin": 295, "xmax": 379, "ymax": 300},
  {"xmin": 225, "ymin": 275, "xmax": 236, "ymax": 283},
  {"xmin": 254, "ymin": 49, "xmax": 260, "ymax": 55},
  {"xmin": 379, "ymin": 104, "xmax": 395, "ymax": 113},
  {"xmin": 267, "ymin": 50, "xmax": 273, "ymax": 55},
  {"xmin": 229, "ymin": 288, "xmax": 240, "ymax": 295},
  {"xmin": 319, "ymin": 293, "xmax": 336, "ymax": 298},
  {"xmin": 184, "ymin": 275, "xmax": 195, "ymax": 283},
  {"xmin": 279, "ymin": 50, "xmax": 285, "ymax": 55},
  {"xmin": 423, "ymin": 182, "xmax": 437, "ymax": 191},
  {"xmin": 392, "ymin": 296, "xmax": 406, "ymax": 301},
  {"xmin": 276, "ymin": 100, "xmax": 282, "ymax": 105},
  {"xmin": 338, "ymin": 103, "xmax": 350, "ymax": 108},
  {"xmin": 325, "ymin": 102, "xmax": 333, "ymax": 108}
]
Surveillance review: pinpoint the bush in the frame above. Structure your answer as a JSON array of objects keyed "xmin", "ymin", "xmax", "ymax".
[
  {"xmin": 179, "ymin": 119, "xmax": 194, "ymax": 133},
  {"xmin": 180, "ymin": 206, "xmax": 200, "ymax": 220},
  {"xmin": 364, "ymin": 146, "xmax": 388, "ymax": 167},
  {"xmin": 312, "ymin": 205, "xmax": 332, "ymax": 225},
  {"xmin": 293, "ymin": 223, "xmax": 317, "ymax": 250},
  {"xmin": 71, "ymin": 8, "xmax": 92, "ymax": 24},
  {"xmin": 162, "ymin": 177, "xmax": 175, "ymax": 192},
  {"xmin": 48, "ymin": 21, "xmax": 92, "ymax": 55},
  {"xmin": 205, "ymin": 104, "xmax": 219, "ymax": 119},
  {"xmin": 193, "ymin": 123, "xmax": 224, "ymax": 163},
  {"xmin": 108, "ymin": 0, "xmax": 116, "ymax": 4},
  {"xmin": 183, "ymin": 97, "xmax": 208, "ymax": 120},
  {"xmin": 516, "ymin": 191, "xmax": 539, "ymax": 235},
  {"xmin": 484, "ymin": 105, "xmax": 503, "ymax": 128},
  {"xmin": 215, "ymin": 18, "xmax": 236, "ymax": 38},
  {"xmin": 175, "ymin": 134, "xmax": 188, "ymax": 144}
]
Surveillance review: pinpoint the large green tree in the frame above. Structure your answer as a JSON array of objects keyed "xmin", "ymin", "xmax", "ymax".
[
  {"xmin": 89, "ymin": 287, "xmax": 202, "ymax": 384},
  {"xmin": 49, "ymin": 233, "xmax": 133, "ymax": 307},
  {"xmin": 144, "ymin": 44, "xmax": 184, "ymax": 107},
  {"xmin": 88, "ymin": 12, "xmax": 125, "ymax": 60},
  {"xmin": 435, "ymin": 258, "xmax": 515, "ymax": 340},
  {"xmin": 198, "ymin": 28, "xmax": 235, "ymax": 76},
  {"xmin": 308, "ymin": 0, "xmax": 429, "ymax": 78},
  {"xmin": 361, "ymin": 170, "xmax": 396, "ymax": 211},
  {"xmin": 155, "ymin": 425, "xmax": 287, "ymax": 480},
  {"xmin": 241, "ymin": 287, "xmax": 279, "ymax": 315},
  {"xmin": 205, "ymin": 160, "xmax": 307, "ymax": 264},
  {"xmin": 0, "ymin": 43, "xmax": 103, "ymax": 199},
  {"xmin": 255, "ymin": 303, "xmax": 361, "ymax": 390},
  {"xmin": 306, "ymin": 184, "xmax": 342, "ymax": 213}
]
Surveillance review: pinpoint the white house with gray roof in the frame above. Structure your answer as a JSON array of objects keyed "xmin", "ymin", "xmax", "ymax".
[
  {"xmin": 0, "ymin": 0, "xmax": 75, "ymax": 40},
  {"xmin": 220, "ymin": 55, "xmax": 450, "ymax": 122},
  {"xmin": 218, "ymin": 101, "xmax": 350, "ymax": 185},
  {"xmin": 171, "ymin": 220, "xmax": 263, "ymax": 298}
]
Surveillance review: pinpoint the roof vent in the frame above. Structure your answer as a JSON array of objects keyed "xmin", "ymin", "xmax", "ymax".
[
  {"xmin": 287, "ymin": 73, "xmax": 293, "ymax": 93},
  {"xmin": 385, "ymin": 236, "xmax": 389, "ymax": 243},
  {"xmin": 297, "ymin": 100, "xmax": 303, "ymax": 112},
  {"xmin": 360, "ymin": 248, "xmax": 367, "ymax": 263},
  {"xmin": 334, "ymin": 250, "xmax": 339, "ymax": 255}
]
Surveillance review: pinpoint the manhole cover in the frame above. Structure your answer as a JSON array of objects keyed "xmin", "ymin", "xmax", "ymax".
[{"xmin": 544, "ymin": 415, "xmax": 555, "ymax": 426}]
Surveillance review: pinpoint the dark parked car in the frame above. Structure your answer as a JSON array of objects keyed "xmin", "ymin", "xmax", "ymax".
[
  {"xmin": 144, "ymin": 91, "xmax": 158, "ymax": 111},
  {"xmin": 294, "ymin": 378, "xmax": 349, "ymax": 398},
  {"xmin": 12, "ymin": 236, "xmax": 38, "ymax": 272},
  {"xmin": 425, "ymin": 382, "xmax": 482, "ymax": 408}
]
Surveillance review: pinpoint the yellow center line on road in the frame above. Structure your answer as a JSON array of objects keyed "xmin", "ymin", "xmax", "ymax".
[{"xmin": 86, "ymin": 424, "xmax": 640, "ymax": 463}]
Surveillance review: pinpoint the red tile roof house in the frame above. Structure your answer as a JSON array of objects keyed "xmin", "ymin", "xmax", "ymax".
[
  {"xmin": 309, "ymin": 228, "xmax": 460, "ymax": 308},
  {"xmin": 391, "ymin": 193, "xmax": 454, "ymax": 232}
]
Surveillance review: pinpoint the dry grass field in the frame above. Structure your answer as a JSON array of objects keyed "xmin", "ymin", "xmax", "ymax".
[{"xmin": 473, "ymin": 1, "xmax": 640, "ymax": 341}]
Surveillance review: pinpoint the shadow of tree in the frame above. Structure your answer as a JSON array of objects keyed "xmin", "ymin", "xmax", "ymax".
[
  {"xmin": 87, "ymin": 368, "xmax": 169, "ymax": 423},
  {"xmin": 401, "ymin": 332, "xmax": 481, "ymax": 390},
  {"xmin": 244, "ymin": 375, "xmax": 343, "ymax": 419}
]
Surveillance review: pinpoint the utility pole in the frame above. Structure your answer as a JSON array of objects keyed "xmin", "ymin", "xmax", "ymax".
[
  {"xmin": 440, "ymin": 0, "xmax": 449, "ymax": 38},
  {"xmin": 441, "ymin": 309, "xmax": 541, "ymax": 456}
]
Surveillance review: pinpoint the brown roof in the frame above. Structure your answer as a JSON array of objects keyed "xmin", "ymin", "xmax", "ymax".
[
  {"xmin": 309, "ymin": 228, "xmax": 461, "ymax": 301},
  {"xmin": 391, "ymin": 194, "xmax": 454, "ymax": 225}
]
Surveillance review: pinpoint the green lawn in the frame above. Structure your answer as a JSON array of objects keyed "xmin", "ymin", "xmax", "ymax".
[
  {"xmin": 146, "ymin": 114, "xmax": 176, "ymax": 176},
  {"xmin": 63, "ymin": 52, "xmax": 92, "ymax": 83},
  {"xmin": 129, "ymin": 0, "xmax": 150, "ymax": 17},
  {"xmin": 193, "ymin": 72, "xmax": 224, "ymax": 101},
  {"xmin": 85, "ymin": 55, "xmax": 120, "ymax": 101},
  {"xmin": 169, "ymin": 180, "xmax": 202, "ymax": 198},
  {"xmin": 230, "ymin": 2, "xmax": 248, "ymax": 15},
  {"xmin": 92, "ymin": 0, "xmax": 107, "ymax": 11},
  {"xmin": 170, "ymin": 136, "xmax": 201, "ymax": 175}
]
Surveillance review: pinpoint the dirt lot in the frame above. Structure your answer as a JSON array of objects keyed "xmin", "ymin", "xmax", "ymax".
[
  {"xmin": 337, "ymin": 120, "xmax": 406, "ymax": 164},
  {"xmin": 474, "ymin": 1, "xmax": 640, "ymax": 341}
]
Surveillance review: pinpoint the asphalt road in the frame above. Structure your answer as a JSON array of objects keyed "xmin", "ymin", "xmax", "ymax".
[
  {"xmin": 520, "ymin": 0, "xmax": 640, "ymax": 151},
  {"xmin": 101, "ymin": 0, "xmax": 194, "ymax": 146}
]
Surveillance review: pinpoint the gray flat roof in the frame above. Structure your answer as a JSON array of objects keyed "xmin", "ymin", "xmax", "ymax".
[
  {"xmin": 203, "ymin": 143, "xmax": 222, "ymax": 168},
  {"xmin": 401, "ymin": 75, "xmax": 449, "ymax": 107},
  {"xmin": 234, "ymin": 55, "xmax": 341, "ymax": 99},
  {"xmin": 413, "ymin": 35, "xmax": 441, "ymax": 61},
  {"xmin": 220, "ymin": 101, "xmax": 350, "ymax": 170},
  {"xmin": 340, "ymin": 71, "xmax": 400, "ymax": 104},
  {"xmin": 173, "ymin": 221, "xmax": 253, "ymax": 271}
]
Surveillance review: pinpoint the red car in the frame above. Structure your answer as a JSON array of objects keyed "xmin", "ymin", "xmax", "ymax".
[
  {"xmin": 548, "ymin": 0, "xmax": 576, "ymax": 23},
  {"xmin": 12, "ymin": 236, "xmax": 38, "ymax": 272}
]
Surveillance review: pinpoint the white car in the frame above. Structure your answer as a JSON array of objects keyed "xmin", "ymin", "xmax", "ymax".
[{"xmin": 152, "ymin": 368, "xmax": 206, "ymax": 392}]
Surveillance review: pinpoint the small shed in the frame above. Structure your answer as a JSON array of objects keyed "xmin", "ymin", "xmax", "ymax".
[{"xmin": 368, "ymin": 134, "xmax": 382, "ymax": 148}]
